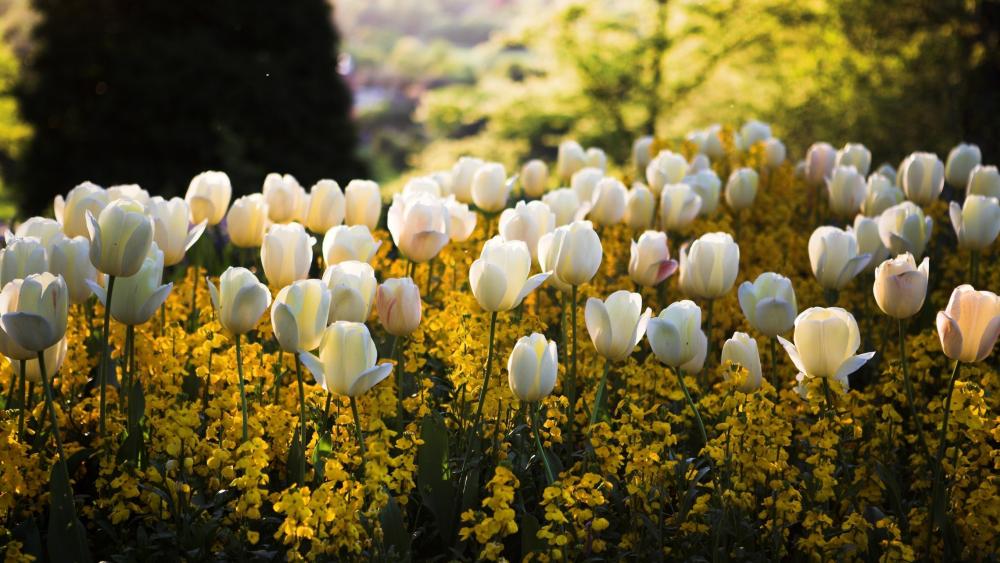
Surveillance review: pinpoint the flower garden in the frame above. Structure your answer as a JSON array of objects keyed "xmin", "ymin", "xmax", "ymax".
[{"xmin": 1, "ymin": 125, "xmax": 999, "ymax": 561}]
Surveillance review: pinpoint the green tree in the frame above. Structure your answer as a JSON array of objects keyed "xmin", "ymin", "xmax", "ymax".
[{"xmin": 13, "ymin": 0, "xmax": 365, "ymax": 215}]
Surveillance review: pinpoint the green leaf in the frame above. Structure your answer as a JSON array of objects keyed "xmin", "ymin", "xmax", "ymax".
[
  {"xmin": 311, "ymin": 430, "xmax": 333, "ymax": 482},
  {"xmin": 416, "ymin": 415, "xmax": 456, "ymax": 540},
  {"xmin": 379, "ymin": 494, "xmax": 411, "ymax": 562},
  {"xmin": 286, "ymin": 427, "xmax": 305, "ymax": 485},
  {"xmin": 47, "ymin": 463, "xmax": 91, "ymax": 563},
  {"xmin": 520, "ymin": 513, "xmax": 544, "ymax": 557}
]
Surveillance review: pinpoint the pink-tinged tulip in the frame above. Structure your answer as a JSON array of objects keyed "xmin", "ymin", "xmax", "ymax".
[
  {"xmin": 805, "ymin": 142, "xmax": 837, "ymax": 187},
  {"xmin": 936, "ymin": 285, "xmax": 1000, "ymax": 363},
  {"xmin": 628, "ymin": 231, "xmax": 678, "ymax": 288},
  {"xmin": 375, "ymin": 277, "xmax": 422, "ymax": 337},
  {"xmin": 873, "ymin": 253, "xmax": 929, "ymax": 319}
]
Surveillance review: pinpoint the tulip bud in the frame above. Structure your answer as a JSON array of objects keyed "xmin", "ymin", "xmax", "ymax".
[
  {"xmin": 537, "ymin": 221, "xmax": 602, "ymax": 288},
  {"xmin": 967, "ymin": 165, "xmax": 1000, "ymax": 199},
  {"xmin": 688, "ymin": 154, "xmax": 711, "ymax": 174},
  {"xmin": 825, "ymin": 166, "xmax": 865, "ymax": 217},
  {"xmin": 876, "ymin": 163, "xmax": 897, "ymax": 184},
  {"xmin": 585, "ymin": 290, "xmax": 651, "ymax": 363},
  {"xmin": 588, "ymin": 178, "xmax": 627, "ymax": 226},
  {"xmin": 499, "ymin": 201, "xmax": 555, "ymax": 259},
  {"xmin": 444, "ymin": 196, "xmax": 478, "ymax": 242},
  {"xmin": 507, "ymin": 333, "xmax": 558, "ymax": 402},
  {"xmin": 805, "ymin": 142, "xmax": 837, "ymax": 187},
  {"xmin": 860, "ymin": 174, "xmax": 904, "ymax": 216},
  {"xmin": 556, "ymin": 140, "xmax": 587, "ymax": 181},
  {"xmin": 12, "ymin": 338, "xmax": 67, "ymax": 383},
  {"xmin": 86, "ymin": 199, "xmax": 153, "ymax": 277},
  {"xmin": 304, "ymin": 180, "xmax": 346, "ymax": 234},
  {"xmin": 207, "ymin": 267, "xmax": 271, "ymax": 335},
  {"xmin": 646, "ymin": 151, "xmax": 688, "ymax": 195},
  {"xmin": 470, "ymin": 236, "xmax": 549, "ymax": 312},
  {"xmin": 271, "ymin": 279, "xmax": 331, "ymax": 352},
  {"xmin": 0, "ymin": 235, "xmax": 48, "ymax": 288},
  {"xmin": 586, "ymin": 147, "xmax": 607, "ymax": 170},
  {"xmin": 950, "ymin": 195, "xmax": 1000, "ymax": 251},
  {"xmin": 659, "ymin": 184, "xmax": 702, "ymax": 231},
  {"xmin": 808, "ymin": 226, "xmax": 871, "ymax": 291},
  {"xmin": 542, "ymin": 188, "xmax": 590, "ymax": 227},
  {"xmin": 835, "ymin": 143, "xmax": 872, "ymax": 176},
  {"xmin": 15, "ymin": 217, "xmax": 65, "ymax": 256},
  {"xmin": 721, "ymin": 332, "xmax": 762, "ymax": 392},
  {"xmin": 936, "ymin": 285, "xmax": 1000, "ymax": 363},
  {"xmin": 628, "ymin": 231, "xmax": 678, "ymax": 288},
  {"xmin": 107, "ymin": 184, "xmax": 150, "ymax": 206},
  {"xmin": 148, "ymin": 196, "xmax": 206, "ymax": 266},
  {"xmin": 299, "ymin": 321, "xmax": 393, "ymax": 397},
  {"xmin": 900, "ymin": 152, "xmax": 944, "ymax": 205},
  {"xmin": 633, "ymin": 136, "xmax": 654, "ymax": 176},
  {"xmin": 344, "ymin": 179, "xmax": 383, "ymax": 230},
  {"xmin": 403, "ymin": 177, "xmax": 442, "ymax": 199},
  {"xmin": 725, "ymin": 168, "xmax": 759, "ymax": 212},
  {"xmin": 375, "ymin": 277, "xmax": 422, "ymax": 336},
  {"xmin": 322, "ymin": 260, "xmax": 377, "ymax": 323},
  {"xmin": 49, "ymin": 236, "xmax": 103, "ymax": 305},
  {"xmin": 647, "ymin": 300, "xmax": 707, "ymax": 373},
  {"xmin": 387, "ymin": 193, "xmax": 451, "ymax": 263},
  {"xmin": 0, "ymin": 272, "xmax": 69, "ymax": 352},
  {"xmin": 763, "ymin": 138, "xmax": 787, "ymax": 169},
  {"xmin": 262, "ymin": 173, "xmax": 307, "ymax": 224},
  {"xmin": 261, "ymin": 222, "xmax": 314, "ymax": 289},
  {"xmin": 701, "ymin": 125, "xmax": 726, "ymax": 159},
  {"xmin": 738, "ymin": 273, "xmax": 796, "ymax": 338},
  {"xmin": 623, "ymin": 184, "xmax": 656, "ymax": 230},
  {"xmin": 686, "ymin": 170, "xmax": 722, "ymax": 215},
  {"xmin": 471, "ymin": 162, "xmax": 510, "ymax": 213},
  {"xmin": 55, "ymin": 182, "xmax": 108, "ymax": 238},
  {"xmin": 679, "ymin": 232, "xmax": 740, "ymax": 299},
  {"xmin": 944, "ymin": 143, "xmax": 981, "ymax": 189},
  {"xmin": 428, "ymin": 171, "xmax": 453, "ymax": 197},
  {"xmin": 451, "ymin": 156, "xmax": 485, "ymax": 203},
  {"xmin": 740, "ymin": 120, "xmax": 772, "ymax": 147},
  {"xmin": 91, "ymin": 243, "xmax": 172, "ymax": 326},
  {"xmin": 226, "ymin": 194, "xmax": 270, "ymax": 248},
  {"xmin": 852, "ymin": 214, "xmax": 889, "ymax": 273},
  {"xmin": 571, "ymin": 167, "xmax": 604, "ymax": 204},
  {"xmin": 877, "ymin": 201, "xmax": 933, "ymax": 259},
  {"xmin": 0, "ymin": 280, "xmax": 38, "ymax": 361},
  {"xmin": 873, "ymin": 253, "xmax": 929, "ymax": 319},
  {"xmin": 778, "ymin": 307, "xmax": 874, "ymax": 388},
  {"xmin": 185, "ymin": 171, "xmax": 232, "ymax": 226},
  {"xmin": 521, "ymin": 159, "xmax": 549, "ymax": 198}
]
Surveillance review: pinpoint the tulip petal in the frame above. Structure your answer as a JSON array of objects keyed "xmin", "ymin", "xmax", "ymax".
[
  {"xmin": 973, "ymin": 315, "xmax": 1000, "ymax": 362},
  {"xmin": 186, "ymin": 220, "xmax": 208, "ymax": 252},
  {"xmin": 513, "ymin": 272, "xmax": 550, "ymax": 309},
  {"xmin": 777, "ymin": 335, "xmax": 807, "ymax": 374},
  {"xmin": 831, "ymin": 351, "xmax": 875, "ymax": 384},
  {"xmin": 936, "ymin": 311, "xmax": 964, "ymax": 361},
  {"xmin": 348, "ymin": 363, "xmax": 393, "ymax": 397},
  {"xmin": 86, "ymin": 279, "xmax": 108, "ymax": 306},
  {"xmin": 136, "ymin": 283, "xmax": 173, "ymax": 326},
  {"xmin": 585, "ymin": 298, "xmax": 613, "ymax": 358},
  {"xmin": 272, "ymin": 301, "xmax": 300, "ymax": 352},
  {"xmin": 206, "ymin": 278, "xmax": 220, "ymax": 314},
  {"xmin": 299, "ymin": 351, "xmax": 326, "ymax": 389},
  {"xmin": 1, "ymin": 312, "xmax": 56, "ymax": 352}
]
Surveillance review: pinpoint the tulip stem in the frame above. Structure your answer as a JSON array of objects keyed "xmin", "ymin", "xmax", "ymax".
[
  {"xmin": 674, "ymin": 368, "xmax": 708, "ymax": 446},
  {"xmin": 928, "ymin": 360, "xmax": 960, "ymax": 548},
  {"xmin": 294, "ymin": 354, "xmax": 307, "ymax": 483},
  {"xmin": 897, "ymin": 319, "xmax": 929, "ymax": 456},
  {"xmin": 968, "ymin": 251, "xmax": 979, "ymax": 287},
  {"xmin": 589, "ymin": 361, "xmax": 612, "ymax": 427},
  {"xmin": 393, "ymin": 335, "xmax": 406, "ymax": 426},
  {"xmin": 821, "ymin": 377, "xmax": 836, "ymax": 416},
  {"xmin": 769, "ymin": 337, "xmax": 779, "ymax": 390},
  {"xmin": 235, "ymin": 334, "xmax": 249, "ymax": 443},
  {"xmin": 38, "ymin": 350, "xmax": 73, "ymax": 489},
  {"xmin": 469, "ymin": 311, "xmax": 499, "ymax": 446},
  {"xmin": 4, "ymin": 369, "xmax": 15, "ymax": 406},
  {"xmin": 16, "ymin": 359, "xmax": 26, "ymax": 437},
  {"xmin": 188, "ymin": 263, "xmax": 200, "ymax": 332},
  {"xmin": 570, "ymin": 284, "xmax": 579, "ymax": 424},
  {"xmin": 702, "ymin": 298, "xmax": 715, "ymax": 389},
  {"xmin": 350, "ymin": 395, "xmax": 367, "ymax": 462},
  {"xmin": 98, "ymin": 275, "xmax": 117, "ymax": 438},
  {"xmin": 531, "ymin": 403, "xmax": 556, "ymax": 485}
]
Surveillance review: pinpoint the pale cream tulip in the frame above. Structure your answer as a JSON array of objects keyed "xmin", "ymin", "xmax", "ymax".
[
  {"xmin": 852, "ymin": 215, "xmax": 889, "ymax": 273},
  {"xmin": 721, "ymin": 332, "xmax": 762, "ymax": 392},
  {"xmin": 262, "ymin": 173, "xmax": 307, "ymax": 224},
  {"xmin": 778, "ymin": 307, "xmax": 874, "ymax": 389},
  {"xmin": 507, "ymin": 333, "xmax": 558, "ymax": 402},
  {"xmin": 679, "ymin": 232, "xmax": 740, "ymax": 299},
  {"xmin": 740, "ymin": 120, "xmax": 771, "ymax": 147},
  {"xmin": 55, "ymin": 181, "xmax": 108, "ymax": 238},
  {"xmin": 834, "ymin": 143, "xmax": 872, "ymax": 176},
  {"xmin": 628, "ymin": 231, "xmax": 678, "ymax": 288},
  {"xmin": 632, "ymin": 136, "xmax": 654, "ymax": 176},
  {"xmin": 148, "ymin": 196, "xmax": 206, "ymax": 266},
  {"xmin": 659, "ymin": 184, "xmax": 702, "ymax": 231},
  {"xmin": 86, "ymin": 199, "xmax": 153, "ymax": 277},
  {"xmin": 185, "ymin": 171, "xmax": 232, "ymax": 226},
  {"xmin": 686, "ymin": 170, "xmax": 721, "ymax": 215},
  {"xmin": 322, "ymin": 224, "xmax": 380, "ymax": 265},
  {"xmin": 542, "ymin": 188, "xmax": 590, "ymax": 227},
  {"xmin": 90, "ymin": 244, "xmax": 172, "ymax": 326},
  {"xmin": 556, "ymin": 140, "xmax": 586, "ymax": 181},
  {"xmin": 967, "ymin": 165, "xmax": 1000, "ymax": 199},
  {"xmin": 107, "ymin": 184, "xmax": 150, "ymax": 206},
  {"xmin": 226, "ymin": 194, "xmax": 270, "ymax": 248},
  {"xmin": 737, "ymin": 272, "xmax": 797, "ymax": 337},
  {"xmin": 521, "ymin": 159, "xmax": 549, "ymax": 198},
  {"xmin": 386, "ymin": 192, "xmax": 451, "ymax": 263},
  {"xmin": 322, "ymin": 260, "xmax": 377, "ymax": 323},
  {"xmin": 585, "ymin": 290, "xmax": 651, "ymax": 363},
  {"xmin": 623, "ymin": 184, "xmax": 656, "ymax": 230},
  {"xmin": 647, "ymin": 300, "xmax": 707, "ymax": 373},
  {"xmin": 570, "ymin": 167, "xmax": 603, "ymax": 203},
  {"xmin": 936, "ymin": 285, "xmax": 1000, "ymax": 363},
  {"xmin": 304, "ymin": 180, "xmax": 346, "ymax": 234},
  {"xmin": 808, "ymin": 226, "xmax": 870, "ymax": 291},
  {"xmin": 451, "ymin": 156, "xmax": 485, "ymax": 203},
  {"xmin": 271, "ymin": 279, "xmax": 331, "ymax": 352},
  {"xmin": 873, "ymin": 253, "xmax": 929, "ymax": 319},
  {"xmin": 585, "ymin": 147, "xmax": 607, "ymax": 170},
  {"xmin": 207, "ymin": 267, "xmax": 271, "ymax": 335},
  {"xmin": 299, "ymin": 321, "xmax": 392, "ymax": 397},
  {"xmin": 588, "ymin": 178, "xmax": 627, "ymax": 226},
  {"xmin": 499, "ymin": 200, "xmax": 554, "ymax": 259},
  {"xmin": 0, "ymin": 272, "xmax": 69, "ymax": 352},
  {"xmin": 949, "ymin": 195, "xmax": 1000, "ymax": 250},
  {"xmin": 472, "ymin": 162, "xmax": 510, "ymax": 213},
  {"xmin": 900, "ymin": 152, "xmax": 944, "ymax": 205},
  {"xmin": 375, "ymin": 277, "xmax": 422, "ymax": 337},
  {"xmin": 444, "ymin": 196, "xmax": 478, "ymax": 242},
  {"xmin": 261, "ymin": 222, "xmax": 314, "ymax": 289},
  {"xmin": 805, "ymin": 142, "xmax": 837, "ymax": 187},
  {"xmin": 402, "ymin": 177, "xmax": 442, "ymax": 199},
  {"xmin": 0, "ymin": 280, "xmax": 37, "ymax": 361},
  {"xmin": 537, "ymin": 221, "xmax": 602, "ymax": 288},
  {"xmin": 15, "ymin": 217, "xmax": 65, "ymax": 255},
  {"xmin": 944, "ymin": 143, "xmax": 981, "ymax": 189},
  {"xmin": 470, "ymin": 236, "xmax": 549, "ymax": 312},
  {"xmin": 0, "ymin": 235, "xmax": 47, "ymax": 288},
  {"xmin": 877, "ymin": 201, "xmax": 933, "ymax": 259},
  {"xmin": 725, "ymin": 168, "xmax": 758, "ymax": 211},
  {"xmin": 826, "ymin": 166, "xmax": 865, "ymax": 217},
  {"xmin": 860, "ymin": 174, "xmax": 904, "ymax": 216},
  {"xmin": 645, "ymin": 151, "xmax": 688, "ymax": 194},
  {"xmin": 49, "ymin": 236, "xmax": 102, "ymax": 305},
  {"xmin": 763, "ymin": 138, "xmax": 787, "ymax": 169},
  {"xmin": 13, "ymin": 338, "xmax": 67, "ymax": 383},
  {"xmin": 344, "ymin": 179, "xmax": 382, "ymax": 230}
]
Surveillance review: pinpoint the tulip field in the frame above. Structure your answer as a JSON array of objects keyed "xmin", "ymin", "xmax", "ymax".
[{"xmin": 2, "ymin": 125, "xmax": 1000, "ymax": 562}]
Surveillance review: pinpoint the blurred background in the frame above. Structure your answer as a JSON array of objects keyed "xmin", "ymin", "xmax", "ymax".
[{"xmin": 0, "ymin": 0, "xmax": 996, "ymax": 217}]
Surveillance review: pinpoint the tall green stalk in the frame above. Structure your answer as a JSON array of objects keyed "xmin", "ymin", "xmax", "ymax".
[
  {"xmin": 469, "ymin": 311, "xmax": 499, "ymax": 444},
  {"xmin": 350, "ymin": 395, "xmax": 367, "ymax": 461},
  {"xmin": 38, "ymin": 350, "xmax": 84, "ymax": 534},
  {"xmin": 531, "ymin": 404, "xmax": 556, "ymax": 484},
  {"xmin": 570, "ymin": 285, "xmax": 579, "ymax": 418},
  {"xmin": 294, "ymin": 354, "xmax": 308, "ymax": 483},
  {"xmin": 98, "ymin": 275, "xmax": 117, "ymax": 437},
  {"xmin": 897, "ymin": 319, "xmax": 929, "ymax": 455},
  {"xmin": 928, "ymin": 360, "xmax": 961, "ymax": 548},
  {"xmin": 235, "ymin": 334, "xmax": 249, "ymax": 442},
  {"xmin": 589, "ymin": 361, "xmax": 612, "ymax": 427},
  {"xmin": 674, "ymin": 367, "xmax": 708, "ymax": 445},
  {"xmin": 16, "ymin": 359, "xmax": 26, "ymax": 437}
]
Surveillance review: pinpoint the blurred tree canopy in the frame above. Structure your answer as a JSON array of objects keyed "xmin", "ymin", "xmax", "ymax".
[
  {"xmin": 11, "ymin": 0, "xmax": 365, "ymax": 216},
  {"xmin": 412, "ymin": 0, "xmax": 1000, "ymax": 174}
]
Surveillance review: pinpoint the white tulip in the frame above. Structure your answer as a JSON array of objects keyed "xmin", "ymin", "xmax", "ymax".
[
  {"xmin": 805, "ymin": 142, "xmax": 837, "ymax": 187},
  {"xmin": 686, "ymin": 170, "xmax": 722, "ymax": 215},
  {"xmin": 54, "ymin": 182, "xmax": 108, "ymax": 238},
  {"xmin": 507, "ymin": 333, "xmax": 558, "ymax": 402},
  {"xmin": 737, "ymin": 272, "xmax": 797, "ymax": 337},
  {"xmin": 628, "ymin": 231, "xmax": 678, "ymax": 288},
  {"xmin": 556, "ymin": 141, "xmax": 587, "ymax": 181},
  {"xmin": 808, "ymin": 226, "xmax": 870, "ymax": 291},
  {"xmin": 740, "ymin": 120, "xmax": 771, "ymax": 147},
  {"xmin": 107, "ymin": 184, "xmax": 150, "ymax": 206},
  {"xmin": 344, "ymin": 179, "xmax": 383, "ymax": 230},
  {"xmin": 967, "ymin": 165, "xmax": 1000, "ymax": 199},
  {"xmin": 721, "ymin": 332, "xmax": 762, "ymax": 392},
  {"xmin": 834, "ymin": 143, "xmax": 872, "ymax": 176},
  {"xmin": 271, "ymin": 279, "xmax": 331, "ymax": 352},
  {"xmin": 299, "ymin": 321, "xmax": 392, "ymax": 398},
  {"xmin": 226, "ymin": 194, "xmax": 270, "ymax": 248},
  {"xmin": 588, "ymin": 178, "xmax": 627, "ymax": 226},
  {"xmin": 570, "ymin": 167, "xmax": 604, "ymax": 204},
  {"xmin": 945, "ymin": 143, "xmax": 981, "ymax": 189},
  {"xmin": 632, "ymin": 136, "xmax": 654, "ymax": 176},
  {"xmin": 185, "ymin": 171, "xmax": 232, "ymax": 226},
  {"xmin": 645, "ymin": 151, "xmax": 688, "ymax": 195},
  {"xmin": 860, "ymin": 173, "xmax": 904, "ymax": 216},
  {"xmin": 261, "ymin": 222, "xmax": 314, "ymax": 289},
  {"xmin": 826, "ymin": 166, "xmax": 865, "ymax": 217},
  {"xmin": 470, "ymin": 236, "xmax": 549, "ymax": 312},
  {"xmin": 900, "ymin": 152, "xmax": 944, "ymax": 205},
  {"xmin": 542, "ymin": 188, "xmax": 590, "ymax": 227},
  {"xmin": 90, "ymin": 243, "xmax": 172, "ymax": 326},
  {"xmin": 537, "ymin": 221, "xmax": 602, "ymax": 288},
  {"xmin": 763, "ymin": 138, "xmax": 786, "ymax": 169},
  {"xmin": 679, "ymin": 232, "xmax": 740, "ymax": 299},
  {"xmin": 263, "ymin": 173, "xmax": 307, "ymax": 224},
  {"xmin": 623, "ymin": 183, "xmax": 656, "ymax": 230},
  {"xmin": 207, "ymin": 267, "xmax": 271, "ymax": 335},
  {"xmin": 725, "ymin": 168, "xmax": 758, "ymax": 211},
  {"xmin": 877, "ymin": 201, "xmax": 933, "ymax": 259},
  {"xmin": 659, "ymin": 184, "xmax": 702, "ymax": 231},
  {"xmin": 305, "ymin": 180, "xmax": 346, "ymax": 234},
  {"xmin": 472, "ymin": 162, "xmax": 510, "ymax": 213},
  {"xmin": 386, "ymin": 192, "xmax": 451, "ymax": 263},
  {"xmin": 647, "ymin": 300, "xmax": 707, "ymax": 373},
  {"xmin": 15, "ymin": 217, "xmax": 64, "ymax": 256},
  {"xmin": 0, "ymin": 235, "xmax": 47, "ymax": 288},
  {"xmin": 49, "ymin": 236, "xmax": 103, "ymax": 305},
  {"xmin": 499, "ymin": 200, "xmax": 555, "ymax": 259},
  {"xmin": 950, "ymin": 195, "xmax": 1000, "ymax": 250},
  {"xmin": 451, "ymin": 156, "xmax": 485, "ymax": 203},
  {"xmin": 148, "ymin": 196, "xmax": 206, "ymax": 266},
  {"xmin": 322, "ymin": 260, "xmax": 377, "ymax": 323},
  {"xmin": 585, "ymin": 290, "xmax": 651, "ymax": 362},
  {"xmin": 521, "ymin": 159, "xmax": 549, "ymax": 198},
  {"xmin": 852, "ymin": 214, "xmax": 889, "ymax": 273},
  {"xmin": 444, "ymin": 196, "xmax": 478, "ymax": 242},
  {"xmin": 778, "ymin": 307, "xmax": 874, "ymax": 390}
]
